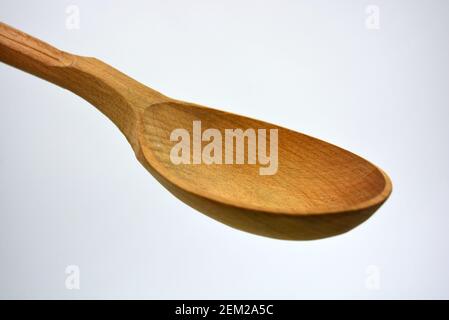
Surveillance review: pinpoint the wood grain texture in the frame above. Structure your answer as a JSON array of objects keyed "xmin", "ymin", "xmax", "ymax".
[{"xmin": 0, "ymin": 22, "xmax": 392, "ymax": 240}]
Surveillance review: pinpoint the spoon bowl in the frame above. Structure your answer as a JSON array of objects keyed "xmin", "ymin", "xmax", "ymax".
[{"xmin": 138, "ymin": 101, "xmax": 391, "ymax": 239}]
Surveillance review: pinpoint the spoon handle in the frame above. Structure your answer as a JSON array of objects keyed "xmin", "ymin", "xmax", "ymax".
[
  {"xmin": 0, "ymin": 22, "xmax": 167, "ymax": 148},
  {"xmin": 0, "ymin": 22, "xmax": 75, "ymax": 83}
]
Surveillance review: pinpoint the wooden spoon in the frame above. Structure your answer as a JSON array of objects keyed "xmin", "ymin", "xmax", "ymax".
[{"xmin": 0, "ymin": 22, "xmax": 392, "ymax": 240}]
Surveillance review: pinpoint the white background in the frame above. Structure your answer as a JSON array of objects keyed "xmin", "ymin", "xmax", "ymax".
[{"xmin": 1, "ymin": 0, "xmax": 448, "ymax": 299}]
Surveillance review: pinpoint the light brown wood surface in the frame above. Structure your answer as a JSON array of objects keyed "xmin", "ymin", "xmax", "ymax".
[{"xmin": 0, "ymin": 22, "xmax": 392, "ymax": 240}]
